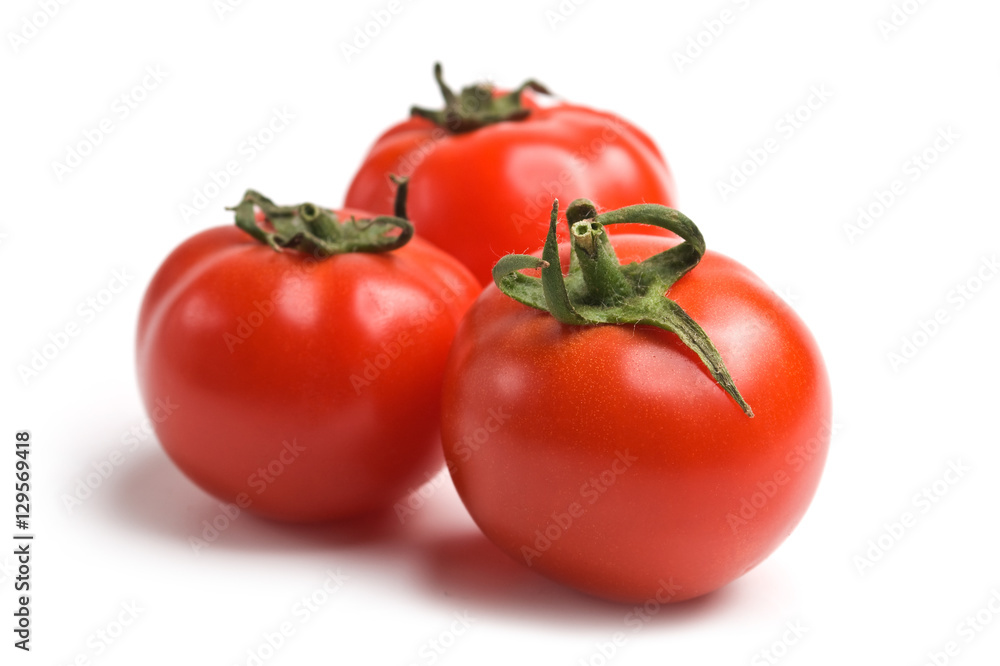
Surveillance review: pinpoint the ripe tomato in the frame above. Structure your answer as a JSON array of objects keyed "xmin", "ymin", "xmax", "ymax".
[
  {"xmin": 137, "ymin": 190, "xmax": 479, "ymax": 522},
  {"xmin": 344, "ymin": 64, "xmax": 677, "ymax": 284},
  {"xmin": 441, "ymin": 200, "xmax": 830, "ymax": 602}
]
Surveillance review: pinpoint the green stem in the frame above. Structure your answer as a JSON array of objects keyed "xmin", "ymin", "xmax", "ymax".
[
  {"xmin": 540, "ymin": 200, "xmax": 587, "ymax": 325},
  {"xmin": 229, "ymin": 188, "xmax": 413, "ymax": 256},
  {"xmin": 299, "ymin": 203, "xmax": 343, "ymax": 242},
  {"xmin": 493, "ymin": 198, "xmax": 754, "ymax": 418},
  {"xmin": 570, "ymin": 220, "xmax": 633, "ymax": 305},
  {"xmin": 410, "ymin": 63, "xmax": 551, "ymax": 134}
]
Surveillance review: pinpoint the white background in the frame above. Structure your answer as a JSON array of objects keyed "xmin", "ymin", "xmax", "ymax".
[{"xmin": 2, "ymin": 0, "xmax": 999, "ymax": 664}]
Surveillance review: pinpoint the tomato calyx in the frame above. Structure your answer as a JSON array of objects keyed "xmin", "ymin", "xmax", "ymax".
[
  {"xmin": 229, "ymin": 186, "xmax": 413, "ymax": 256},
  {"xmin": 410, "ymin": 62, "xmax": 551, "ymax": 134},
  {"xmin": 492, "ymin": 199, "xmax": 754, "ymax": 418}
]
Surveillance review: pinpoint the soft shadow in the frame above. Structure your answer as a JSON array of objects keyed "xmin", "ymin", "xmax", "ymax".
[
  {"xmin": 102, "ymin": 435, "xmax": 750, "ymax": 624},
  {"xmin": 104, "ymin": 447, "xmax": 410, "ymax": 553},
  {"xmin": 413, "ymin": 529, "xmax": 741, "ymax": 628}
]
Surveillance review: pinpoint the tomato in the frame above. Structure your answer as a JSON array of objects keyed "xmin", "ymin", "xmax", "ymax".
[
  {"xmin": 136, "ymin": 190, "xmax": 479, "ymax": 522},
  {"xmin": 344, "ymin": 64, "xmax": 677, "ymax": 284},
  {"xmin": 441, "ymin": 199, "xmax": 831, "ymax": 602}
]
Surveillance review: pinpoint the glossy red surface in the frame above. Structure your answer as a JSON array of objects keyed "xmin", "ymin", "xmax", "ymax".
[
  {"xmin": 345, "ymin": 102, "xmax": 677, "ymax": 284},
  {"xmin": 137, "ymin": 217, "xmax": 480, "ymax": 522},
  {"xmin": 441, "ymin": 235, "xmax": 831, "ymax": 602}
]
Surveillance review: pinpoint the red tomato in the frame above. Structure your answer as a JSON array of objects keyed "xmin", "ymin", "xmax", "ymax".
[
  {"xmin": 344, "ymin": 64, "xmax": 677, "ymax": 284},
  {"xmin": 441, "ymin": 227, "xmax": 830, "ymax": 602},
  {"xmin": 137, "ymin": 192, "xmax": 479, "ymax": 522}
]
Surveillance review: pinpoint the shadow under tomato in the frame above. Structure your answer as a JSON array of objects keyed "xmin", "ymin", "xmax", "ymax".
[
  {"xmin": 105, "ymin": 445, "xmax": 408, "ymax": 553},
  {"xmin": 412, "ymin": 529, "xmax": 740, "ymax": 627},
  {"xmin": 102, "ymin": 430, "xmax": 753, "ymax": 624}
]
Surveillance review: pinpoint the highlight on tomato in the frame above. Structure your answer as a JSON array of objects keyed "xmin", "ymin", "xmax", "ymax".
[
  {"xmin": 441, "ymin": 198, "xmax": 831, "ymax": 602},
  {"xmin": 345, "ymin": 63, "xmax": 677, "ymax": 284},
  {"xmin": 136, "ymin": 186, "xmax": 479, "ymax": 522}
]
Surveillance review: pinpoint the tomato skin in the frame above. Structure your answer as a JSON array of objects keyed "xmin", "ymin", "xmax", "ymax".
[
  {"xmin": 137, "ymin": 214, "xmax": 480, "ymax": 522},
  {"xmin": 441, "ymin": 235, "xmax": 831, "ymax": 602},
  {"xmin": 344, "ymin": 101, "xmax": 677, "ymax": 284}
]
